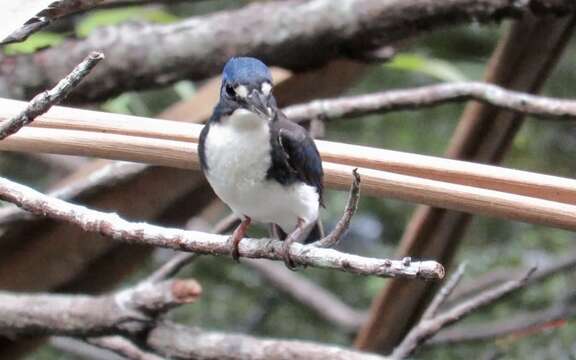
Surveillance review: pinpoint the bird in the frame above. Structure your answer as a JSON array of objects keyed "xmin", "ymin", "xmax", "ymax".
[{"xmin": 198, "ymin": 57, "xmax": 324, "ymax": 269}]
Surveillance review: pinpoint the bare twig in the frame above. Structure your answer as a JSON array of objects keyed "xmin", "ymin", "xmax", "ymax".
[
  {"xmin": 51, "ymin": 336, "xmax": 125, "ymax": 360},
  {"xmin": 87, "ymin": 336, "xmax": 163, "ymax": 360},
  {"xmin": 0, "ymin": 278, "xmax": 201, "ymax": 336},
  {"xmin": 0, "ymin": 161, "xmax": 147, "ymax": 226},
  {"xmin": 245, "ymin": 259, "xmax": 368, "ymax": 331},
  {"xmin": 145, "ymin": 253, "xmax": 199, "ymax": 284},
  {"xmin": 428, "ymin": 295, "xmax": 576, "ymax": 346},
  {"xmin": 447, "ymin": 250, "xmax": 576, "ymax": 306},
  {"xmin": 0, "ymin": 285, "xmax": 384, "ymax": 359},
  {"xmin": 421, "ymin": 263, "xmax": 467, "ymax": 320},
  {"xmin": 390, "ymin": 268, "xmax": 536, "ymax": 359},
  {"xmin": 0, "ymin": 175, "xmax": 444, "ymax": 280},
  {"xmin": 284, "ymin": 82, "xmax": 576, "ymax": 123},
  {"xmin": 147, "ymin": 321, "xmax": 388, "ymax": 360},
  {"xmin": 146, "ymin": 213, "xmax": 240, "ymax": 283},
  {"xmin": 0, "ymin": 51, "xmax": 103, "ymax": 140},
  {"xmin": 314, "ymin": 168, "xmax": 361, "ymax": 248}
]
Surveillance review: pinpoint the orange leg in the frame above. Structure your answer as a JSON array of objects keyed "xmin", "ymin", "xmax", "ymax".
[{"xmin": 229, "ymin": 216, "xmax": 251, "ymax": 262}]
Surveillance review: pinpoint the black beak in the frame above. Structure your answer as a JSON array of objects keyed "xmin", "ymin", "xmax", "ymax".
[{"xmin": 246, "ymin": 90, "xmax": 271, "ymax": 118}]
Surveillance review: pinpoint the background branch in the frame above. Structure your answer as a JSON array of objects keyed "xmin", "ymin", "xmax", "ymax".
[
  {"xmin": 0, "ymin": 278, "xmax": 201, "ymax": 337},
  {"xmin": 0, "ymin": 282, "xmax": 386, "ymax": 360},
  {"xmin": 284, "ymin": 81, "xmax": 576, "ymax": 123},
  {"xmin": 0, "ymin": 52, "xmax": 103, "ymax": 140},
  {"xmin": 390, "ymin": 268, "xmax": 536, "ymax": 359},
  {"xmin": 1, "ymin": 0, "xmax": 573, "ymax": 101},
  {"xmin": 428, "ymin": 294, "xmax": 576, "ymax": 346}
]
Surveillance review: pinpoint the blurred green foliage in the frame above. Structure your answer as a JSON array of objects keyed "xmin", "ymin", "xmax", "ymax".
[
  {"xmin": 4, "ymin": 32, "xmax": 64, "ymax": 55},
  {"xmin": 8, "ymin": 2, "xmax": 574, "ymax": 359},
  {"xmin": 75, "ymin": 7, "xmax": 178, "ymax": 37}
]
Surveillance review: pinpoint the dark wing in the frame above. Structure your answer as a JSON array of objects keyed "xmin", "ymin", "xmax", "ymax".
[
  {"xmin": 198, "ymin": 122, "xmax": 210, "ymax": 172},
  {"xmin": 269, "ymin": 114, "xmax": 324, "ymax": 206}
]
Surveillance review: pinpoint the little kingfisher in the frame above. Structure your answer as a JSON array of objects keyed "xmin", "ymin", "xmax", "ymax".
[{"xmin": 198, "ymin": 57, "xmax": 324, "ymax": 269}]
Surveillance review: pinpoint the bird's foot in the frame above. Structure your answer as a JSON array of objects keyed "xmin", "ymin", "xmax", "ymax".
[
  {"xmin": 281, "ymin": 238, "xmax": 297, "ymax": 270},
  {"xmin": 228, "ymin": 217, "xmax": 251, "ymax": 262},
  {"xmin": 281, "ymin": 218, "xmax": 305, "ymax": 271}
]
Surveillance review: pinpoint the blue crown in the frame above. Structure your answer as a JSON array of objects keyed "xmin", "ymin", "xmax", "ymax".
[{"xmin": 222, "ymin": 57, "xmax": 272, "ymax": 85}]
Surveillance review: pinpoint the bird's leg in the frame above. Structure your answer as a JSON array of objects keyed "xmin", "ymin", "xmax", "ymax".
[
  {"xmin": 281, "ymin": 218, "xmax": 306, "ymax": 270},
  {"xmin": 228, "ymin": 216, "xmax": 251, "ymax": 262}
]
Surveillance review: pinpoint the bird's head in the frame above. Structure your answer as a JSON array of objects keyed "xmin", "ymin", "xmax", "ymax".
[{"xmin": 220, "ymin": 57, "xmax": 275, "ymax": 119}]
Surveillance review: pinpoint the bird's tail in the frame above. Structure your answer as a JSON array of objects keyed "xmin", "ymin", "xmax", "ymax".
[{"xmin": 271, "ymin": 220, "xmax": 324, "ymax": 244}]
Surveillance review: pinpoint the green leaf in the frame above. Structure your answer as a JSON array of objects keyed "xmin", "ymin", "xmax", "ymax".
[
  {"xmin": 385, "ymin": 53, "xmax": 468, "ymax": 82},
  {"xmin": 76, "ymin": 7, "xmax": 179, "ymax": 37},
  {"xmin": 4, "ymin": 32, "xmax": 64, "ymax": 54}
]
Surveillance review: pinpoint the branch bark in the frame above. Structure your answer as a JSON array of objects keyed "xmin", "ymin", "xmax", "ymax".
[
  {"xmin": 390, "ymin": 269, "xmax": 535, "ymax": 359},
  {"xmin": 0, "ymin": 278, "xmax": 201, "ymax": 337},
  {"xmin": 0, "ymin": 175, "xmax": 444, "ymax": 280},
  {"xmin": 284, "ymin": 81, "xmax": 576, "ymax": 123},
  {"xmin": 427, "ymin": 297, "xmax": 576, "ymax": 346},
  {"xmin": 147, "ymin": 322, "xmax": 387, "ymax": 360},
  {"xmin": 0, "ymin": 282, "xmax": 385, "ymax": 360},
  {"xmin": 0, "ymin": 51, "xmax": 103, "ymax": 140},
  {"xmin": 1, "ymin": 0, "xmax": 573, "ymax": 101}
]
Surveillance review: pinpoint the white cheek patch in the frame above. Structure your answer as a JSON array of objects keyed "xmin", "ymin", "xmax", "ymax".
[
  {"xmin": 261, "ymin": 82, "xmax": 272, "ymax": 96},
  {"xmin": 235, "ymin": 85, "xmax": 249, "ymax": 98}
]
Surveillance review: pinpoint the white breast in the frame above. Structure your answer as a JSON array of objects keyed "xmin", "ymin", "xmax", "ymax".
[{"xmin": 204, "ymin": 109, "xmax": 319, "ymax": 232}]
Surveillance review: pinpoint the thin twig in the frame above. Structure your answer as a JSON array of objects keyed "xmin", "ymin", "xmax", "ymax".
[
  {"xmin": 421, "ymin": 263, "xmax": 467, "ymax": 320},
  {"xmin": 428, "ymin": 294, "xmax": 576, "ymax": 346},
  {"xmin": 51, "ymin": 336, "xmax": 125, "ymax": 360},
  {"xmin": 284, "ymin": 81, "xmax": 576, "ymax": 123},
  {"xmin": 146, "ymin": 213, "xmax": 240, "ymax": 283},
  {"xmin": 0, "ymin": 51, "xmax": 103, "ymax": 140},
  {"xmin": 447, "ymin": 250, "xmax": 576, "ymax": 306},
  {"xmin": 0, "ymin": 175, "xmax": 444, "ymax": 280},
  {"xmin": 390, "ymin": 268, "xmax": 536, "ymax": 359},
  {"xmin": 245, "ymin": 258, "xmax": 369, "ymax": 331},
  {"xmin": 0, "ymin": 162, "xmax": 146, "ymax": 226},
  {"xmin": 1, "ymin": 1, "xmax": 107, "ymax": 45},
  {"xmin": 87, "ymin": 336, "xmax": 164, "ymax": 360},
  {"xmin": 314, "ymin": 168, "xmax": 361, "ymax": 248}
]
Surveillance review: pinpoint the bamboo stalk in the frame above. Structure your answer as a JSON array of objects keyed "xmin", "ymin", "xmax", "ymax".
[
  {"xmin": 2, "ymin": 126, "xmax": 576, "ymax": 231},
  {"xmin": 2, "ymin": 98, "xmax": 576, "ymax": 205}
]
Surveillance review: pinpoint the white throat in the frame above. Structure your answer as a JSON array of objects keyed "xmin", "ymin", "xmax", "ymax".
[{"xmin": 226, "ymin": 108, "xmax": 268, "ymax": 130}]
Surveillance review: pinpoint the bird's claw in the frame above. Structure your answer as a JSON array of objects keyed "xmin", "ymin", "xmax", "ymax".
[
  {"xmin": 281, "ymin": 238, "xmax": 298, "ymax": 270},
  {"xmin": 228, "ymin": 235, "xmax": 241, "ymax": 262}
]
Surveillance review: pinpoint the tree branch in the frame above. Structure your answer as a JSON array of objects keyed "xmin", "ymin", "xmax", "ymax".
[
  {"xmin": 0, "ymin": 161, "xmax": 146, "ymax": 226},
  {"xmin": 86, "ymin": 336, "xmax": 164, "ymax": 360},
  {"xmin": 390, "ymin": 268, "xmax": 536, "ymax": 359},
  {"xmin": 427, "ymin": 295, "xmax": 576, "ymax": 346},
  {"xmin": 0, "ymin": 278, "xmax": 201, "ymax": 337},
  {"xmin": 1, "ymin": 1, "xmax": 106, "ymax": 45},
  {"xmin": 0, "ymin": 175, "xmax": 444, "ymax": 280},
  {"xmin": 1, "ymin": 0, "xmax": 573, "ymax": 101},
  {"xmin": 284, "ymin": 81, "xmax": 576, "ymax": 123},
  {"xmin": 147, "ymin": 322, "xmax": 388, "ymax": 360},
  {"xmin": 0, "ymin": 283, "xmax": 385, "ymax": 359},
  {"xmin": 245, "ymin": 259, "xmax": 368, "ymax": 332},
  {"xmin": 447, "ymin": 249, "xmax": 576, "ymax": 306},
  {"xmin": 314, "ymin": 168, "xmax": 361, "ymax": 248},
  {"xmin": 0, "ymin": 51, "xmax": 103, "ymax": 140}
]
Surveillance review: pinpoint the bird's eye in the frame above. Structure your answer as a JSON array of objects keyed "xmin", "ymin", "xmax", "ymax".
[{"xmin": 225, "ymin": 84, "xmax": 235, "ymax": 97}]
